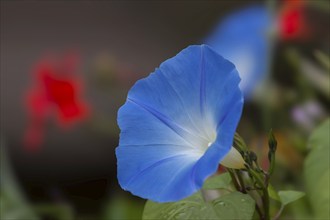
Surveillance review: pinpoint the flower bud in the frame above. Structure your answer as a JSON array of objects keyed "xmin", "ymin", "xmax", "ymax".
[
  {"xmin": 268, "ymin": 130, "xmax": 277, "ymax": 152},
  {"xmin": 248, "ymin": 151, "xmax": 258, "ymax": 162},
  {"xmin": 220, "ymin": 146, "xmax": 246, "ymax": 169},
  {"xmin": 233, "ymin": 133, "xmax": 248, "ymax": 152}
]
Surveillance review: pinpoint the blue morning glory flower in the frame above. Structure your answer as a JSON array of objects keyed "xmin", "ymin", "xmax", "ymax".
[
  {"xmin": 116, "ymin": 45, "xmax": 244, "ymax": 202},
  {"xmin": 205, "ymin": 6, "xmax": 272, "ymax": 96}
]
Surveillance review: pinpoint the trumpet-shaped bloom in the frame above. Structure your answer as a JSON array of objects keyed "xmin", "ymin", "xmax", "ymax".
[
  {"xmin": 116, "ymin": 45, "xmax": 243, "ymax": 202},
  {"xmin": 205, "ymin": 6, "xmax": 272, "ymax": 96}
]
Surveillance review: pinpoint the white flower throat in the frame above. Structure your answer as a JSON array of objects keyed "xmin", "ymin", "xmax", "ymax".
[{"xmin": 198, "ymin": 126, "xmax": 245, "ymax": 169}]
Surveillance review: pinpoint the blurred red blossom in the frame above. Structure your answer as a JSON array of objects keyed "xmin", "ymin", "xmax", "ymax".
[
  {"xmin": 279, "ymin": 0, "xmax": 309, "ymax": 40},
  {"xmin": 24, "ymin": 53, "xmax": 90, "ymax": 151}
]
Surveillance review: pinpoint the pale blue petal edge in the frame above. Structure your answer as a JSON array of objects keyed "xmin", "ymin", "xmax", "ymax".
[{"xmin": 205, "ymin": 5, "xmax": 272, "ymax": 97}]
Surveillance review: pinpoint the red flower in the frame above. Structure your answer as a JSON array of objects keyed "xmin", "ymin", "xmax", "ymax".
[
  {"xmin": 279, "ymin": 0, "xmax": 309, "ymax": 40},
  {"xmin": 24, "ymin": 53, "xmax": 90, "ymax": 151}
]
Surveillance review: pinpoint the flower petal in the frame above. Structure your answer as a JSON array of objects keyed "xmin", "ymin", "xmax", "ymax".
[
  {"xmin": 116, "ymin": 144, "xmax": 200, "ymax": 201},
  {"xmin": 205, "ymin": 5, "xmax": 272, "ymax": 96},
  {"xmin": 116, "ymin": 45, "xmax": 243, "ymax": 202}
]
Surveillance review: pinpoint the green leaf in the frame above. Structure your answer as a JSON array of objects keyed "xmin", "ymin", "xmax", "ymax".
[
  {"xmin": 278, "ymin": 191, "xmax": 305, "ymax": 206},
  {"xmin": 0, "ymin": 139, "xmax": 39, "ymax": 220},
  {"xmin": 314, "ymin": 50, "xmax": 330, "ymax": 71},
  {"xmin": 143, "ymin": 191, "xmax": 255, "ymax": 220},
  {"xmin": 267, "ymin": 184, "xmax": 280, "ymax": 202},
  {"xmin": 33, "ymin": 204, "xmax": 73, "ymax": 220},
  {"xmin": 304, "ymin": 119, "xmax": 330, "ymax": 219},
  {"xmin": 203, "ymin": 173, "xmax": 232, "ymax": 190},
  {"xmin": 102, "ymin": 194, "xmax": 144, "ymax": 220}
]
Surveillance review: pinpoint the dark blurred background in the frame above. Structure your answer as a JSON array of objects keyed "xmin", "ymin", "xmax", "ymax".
[{"xmin": 1, "ymin": 0, "xmax": 329, "ymax": 219}]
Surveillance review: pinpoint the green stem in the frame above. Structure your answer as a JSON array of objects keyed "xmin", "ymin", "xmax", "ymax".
[
  {"xmin": 272, "ymin": 205, "xmax": 284, "ymax": 220},
  {"xmin": 235, "ymin": 170, "xmax": 247, "ymax": 193},
  {"xmin": 255, "ymin": 201, "xmax": 264, "ymax": 220},
  {"xmin": 249, "ymin": 169, "xmax": 270, "ymax": 220},
  {"xmin": 227, "ymin": 169, "xmax": 241, "ymax": 192},
  {"xmin": 268, "ymin": 153, "xmax": 276, "ymax": 176},
  {"xmin": 263, "ymin": 186, "xmax": 270, "ymax": 220}
]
